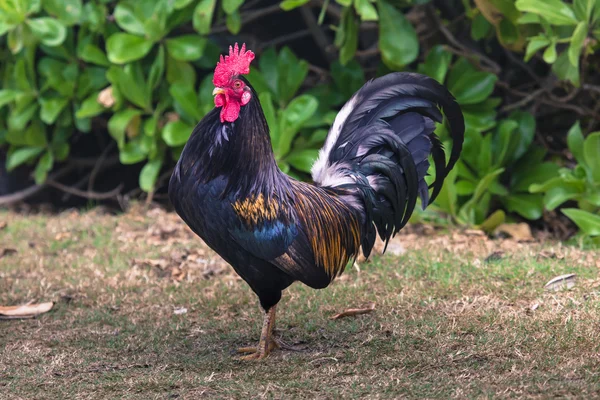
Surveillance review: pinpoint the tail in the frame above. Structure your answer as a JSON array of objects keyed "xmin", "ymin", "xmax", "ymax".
[{"xmin": 311, "ymin": 72, "xmax": 464, "ymax": 257}]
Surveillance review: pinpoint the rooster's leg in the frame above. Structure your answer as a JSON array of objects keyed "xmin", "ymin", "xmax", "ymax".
[{"xmin": 237, "ymin": 305, "xmax": 278, "ymax": 360}]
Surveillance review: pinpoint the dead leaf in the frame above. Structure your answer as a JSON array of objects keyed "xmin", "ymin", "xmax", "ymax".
[
  {"xmin": 544, "ymin": 274, "xmax": 577, "ymax": 291},
  {"xmin": 54, "ymin": 232, "xmax": 71, "ymax": 241},
  {"xmin": 165, "ymin": 112, "xmax": 180, "ymax": 123},
  {"xmin": 0, "ymin": 248, "xmax": 17, "ymax": 258},
  {"xmin": 464, "ymin": 229, "xmax": 486, "ymax": 237},
  {"xmin": 0, "ymin": 302, "xmax": 54, "ymax": 319},
  {"xmin": 330, "ymin": 303, "xmax": 376, "ymax": 320},
  {"xmin": 537, "ymin": 249, "xmax": 564, "ymax": 260},
  {"xmin": 97, "ymin": 86, "xmax": 115, "ymax": 108},
  {"xmin": 0, "ymin": 221, "xmax": 6, "ymax": 230},
  {"xmin": 496, "ymin": 223, "xmax": 534, "ymax": 242}
]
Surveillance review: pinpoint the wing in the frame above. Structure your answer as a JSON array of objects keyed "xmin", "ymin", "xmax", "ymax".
[{"xmin": 227, "ymin": 181, "xmax": 361, "ymax": 288}]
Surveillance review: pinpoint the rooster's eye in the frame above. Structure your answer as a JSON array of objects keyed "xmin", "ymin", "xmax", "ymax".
[{"xmin": 233, "ymin": 80, "xmax": 243, "ymax": 89}]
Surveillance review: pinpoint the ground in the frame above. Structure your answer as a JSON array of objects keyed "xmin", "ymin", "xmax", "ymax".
[{"xmin": 1, "ymin": 206, "xmax": 599, "ymax": 399}]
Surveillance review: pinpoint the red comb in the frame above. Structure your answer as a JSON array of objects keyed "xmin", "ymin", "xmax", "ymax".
[{"xmin": 213, "ymin": 43, "xmax": 255, "ymax": 87}]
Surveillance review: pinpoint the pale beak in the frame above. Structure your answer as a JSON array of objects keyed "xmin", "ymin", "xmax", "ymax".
[{"xmin": 212, "ymin": 87, "xmax": 225, "ymax": 96}]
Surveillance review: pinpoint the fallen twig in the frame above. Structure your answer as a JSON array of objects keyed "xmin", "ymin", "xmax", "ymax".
[{"xmin": 330, "ymin": 303, "xmax": 376, "ymax": 320}]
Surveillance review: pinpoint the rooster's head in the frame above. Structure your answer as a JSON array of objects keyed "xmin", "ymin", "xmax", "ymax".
[{"xmin": 212, "ymin": 43, "xmax": 255, "ymax": 123}]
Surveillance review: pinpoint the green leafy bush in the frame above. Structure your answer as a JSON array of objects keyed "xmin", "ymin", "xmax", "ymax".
[
  {"xmin": 1, "ymin": 0, "xmax": 600, "ymax": 241},
  {"xmin": 530, "ymin": 122, "xmax": 600, "ymax": 238}
]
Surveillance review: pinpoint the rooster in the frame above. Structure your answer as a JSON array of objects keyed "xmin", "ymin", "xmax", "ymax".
[{"xmin": 169, "ymin": 43, "xmax": 464, "ymax": 359}]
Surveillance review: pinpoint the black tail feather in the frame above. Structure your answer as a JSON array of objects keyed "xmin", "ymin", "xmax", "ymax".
[{"xmin": 313, "ymin": 72, "xmax": 465, "ymax": 258}]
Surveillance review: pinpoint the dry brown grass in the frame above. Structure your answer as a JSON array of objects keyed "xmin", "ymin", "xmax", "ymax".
[{"xmin": 1, "ymin": 206, "xmax": 599, "ymax": 399}]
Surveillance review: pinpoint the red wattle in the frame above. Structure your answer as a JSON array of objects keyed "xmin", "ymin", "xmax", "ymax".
[{"xmin": 220, "ymin": 101, "xmax": 241, "ymax": 123}]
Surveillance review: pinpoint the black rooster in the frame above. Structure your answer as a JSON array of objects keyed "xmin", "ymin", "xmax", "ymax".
[{"xmin": 169, "ymin": 43, "xmax": 464, "ymax": 359}]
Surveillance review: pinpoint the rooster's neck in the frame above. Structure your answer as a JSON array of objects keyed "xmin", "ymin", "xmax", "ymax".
[{"xmin": 177, "ymin": 95, "xmax": 288, "ymax": 199}]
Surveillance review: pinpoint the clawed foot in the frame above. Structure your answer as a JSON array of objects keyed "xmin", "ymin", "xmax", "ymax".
[{"xmin": 237, "ymin": 337, "xmax": 280, "ymax": 360}]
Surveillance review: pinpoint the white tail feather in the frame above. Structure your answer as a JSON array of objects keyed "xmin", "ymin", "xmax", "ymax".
[{"xmin": 311, "ymin": 96, "xmax": 357, "ymax": 186}]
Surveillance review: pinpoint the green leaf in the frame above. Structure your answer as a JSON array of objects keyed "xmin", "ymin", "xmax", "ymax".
[
  {"xmin": 543, "ymin": 41, "xmax": 557, "ymax": 63},
  {"xmin": 562, "ymin": 208, "xmax": 600, "ymax": 235},
  {"xmin": 38, "ymin": 58, "xmax": 76, "ymax": 96},
  {"xmin": 513, "ymin": 162, "xmax": 560, "ymax": 192},
  {"xmin": 355, "ymin": 0, "xmax": 378, "ymax": 21},
  {"xmin": 166, "ymin": 35, "xmax": 207, "ymax": 61},
  {"xmin": 33, "ymin": 151, "xmax": 54, "ymax": 184},
  {"xmin": 26, "ymin": 18, "xmax": 67, "ymax": 47},
  {"xmin": 8, "ymin": 24, "xmax": 24, "ymax": 54},
  {"xmin": 450, "ymin": 71, "xmax": 497, "ymax": 105},
  {"xmin": 42, "ymin": 0, "xmax": 83, "ymax": 26},
  {"xmin": 498, "ymin": 19, "xmax": 520, "ymax": 45},
  {"xmin": 77, "ymin": 66, "xmax": 108, "ymax": 98},
  {"xmin": 471, "ymin": 13, "xmax": 492, "ymax": 40},
  {"xmin": 455, "ymin": 180, "xmax": 475, "ymax": 195},
  {"xmin": 525, "ymin": 36, "xmax": 550, "ymax": 61},
  {"xmin": 493, "ymin": 119, "xmax": 518, "ymax": 167},
  {"xmin": 477, "ymin": 209, "xmax": 505, "ymax": 233},
  {"xmin": 515, "ymin": 0, "xmax": 578, "ymax": 25},
  {"xmin": 417, "ymin": 45, "xmax": 452, "ymax": 83},
  {"xmin": 552, "ymin": 50, "xmax": 580, "ymax": 86},
  {"xmin": 569, "ymin": 21, "xmax": 588, "ymax": 67},
  {"xmin": 458, "ymin": 168, "xmax": 505, "ymax": 224},
  {"xmin": 432, "ymin": 167, "xmax": 458, "ymax": 218},
  {"xmin": 258, "ymin": 48, "xmax": 279, "ymax": 96},
  {"xmin": 166, "ymin": 56, "xmax": 196, "ymax": 86},
  {"xmin": 79, "ymin": 43, "xmax": 110, "ymax": 66},
  {"xmin": 378, "ymin": 0, "xmax": 418, "ymax": 69},
  {"xmin": 567, "ymin": 121, "xmax": 586, "ymax": 165},
  {"xmin": 108, "ymin": 109, "xmax": 142, "ymax": 147},
  {"xmin": 197, "ymin": 74, "xmax": 216, "ymax": 116},
  {"xmin": 53, "ymin": 142, "xmax": 70, "ymax": 161},
  {"xmin": 278, "ymin": 95, "xmax": 318, "ymax": 156},
  {"xmin": 39, "ymin": 97, "xmax": 69, "ymax": 124},
  {"xmin": 509, "ymin": 111, "xmax": 536, "ymax": 161},
  {"xmin": 113, "ymin": 64, "xmax": 150, "ymax": 110},
  {"xmin": 76, "ymin": 93, "xmax": 104, "ymax": 119},
  {"xmin": 8, "ymin": 103, "xmax": 39, "ymax": 131},
  {"xmin": 277, "ymin": 47, "xmax": 309, "ymax": 104},
  {"xmin": 584, "ymin": 132, "xmax": 600, "ymax": 182},
  {"xmin": 503, "ymin": 193, "xmax": 544, "ymax": 220},
  {"xmin": 337, "ymin": 6, "xmax": 358, "ymax": 66},
  {"xmin": 170, "ymin": 83, "xmax": 201, "ymax": 120},
  {"xmin": 140, "ymin": 159, "xmax": 163, "ymax": 192},
  {"xmin": 574, "ymin": 0, "xmax": 596, "ymax": 21},
  {"xmin": 83, "ymin": 2, "xmax": 107, "ymax": 32},
  {"xmin": 162, "ymin": 120, "xmax": 193, "ymax": 146},
  {"xmin": 6, "ymin": 146, "xmax": 44, "ymax": 171},
  {"xmin": 174, "ymin": 0, "xmax": 195, "ymax": 9},
  {"xmin": 0, "ymin": 90, "xmax": 21, "ymax": 109},
  {"xmin": 148, "ymin": 45, "xmax": 165, "ymax": 91},
  {"xmin": 544, "ymin": 183, "xmax": 583, "ymax": 210},
  {"xmin": 120, "ymin": 141, "xmax": 147, "ymax": 164},
  {"xmin": 260, "ymin": 92, "xmax": 279, "ymax": 151},
  {"xmin": 114, "ymin": 3, "xmax": 146, "ymax": 35},
  {"xmin": 106, "ymin": 33, "xmax": 154, "ymax": 64},
  {"xmin": 193, "ymin": 0, "xmax": 216, "ymax": 35},
  {"xmin": 223, "ymin": 0, "xmax": 244, "ymax": 14},
  {"xmin": 280, "ymin": 0, "xmax": 310, "ymax": 11},
  {"xmin": 226, "ymin": 10, "xmax": 241, "ymax": 34},
  {"xmin": 286, "ymin": 149, "xmax": 319, "ymax": 173}
]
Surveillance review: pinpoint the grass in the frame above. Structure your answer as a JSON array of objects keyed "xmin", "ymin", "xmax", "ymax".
[{"xmin": 1, "ymin": 206, "xmax": 600, "ymax": 399}]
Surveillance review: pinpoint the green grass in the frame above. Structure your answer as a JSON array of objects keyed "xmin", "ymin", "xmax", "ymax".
[{"xmin": 1, "ymin": 207, "xmax": 600, "ymax": 399}]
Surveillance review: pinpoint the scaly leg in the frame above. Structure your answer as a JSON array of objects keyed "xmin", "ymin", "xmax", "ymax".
[{"xmin": 237, "ymin": 305, "xmax": 278, "ymax": 360}]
